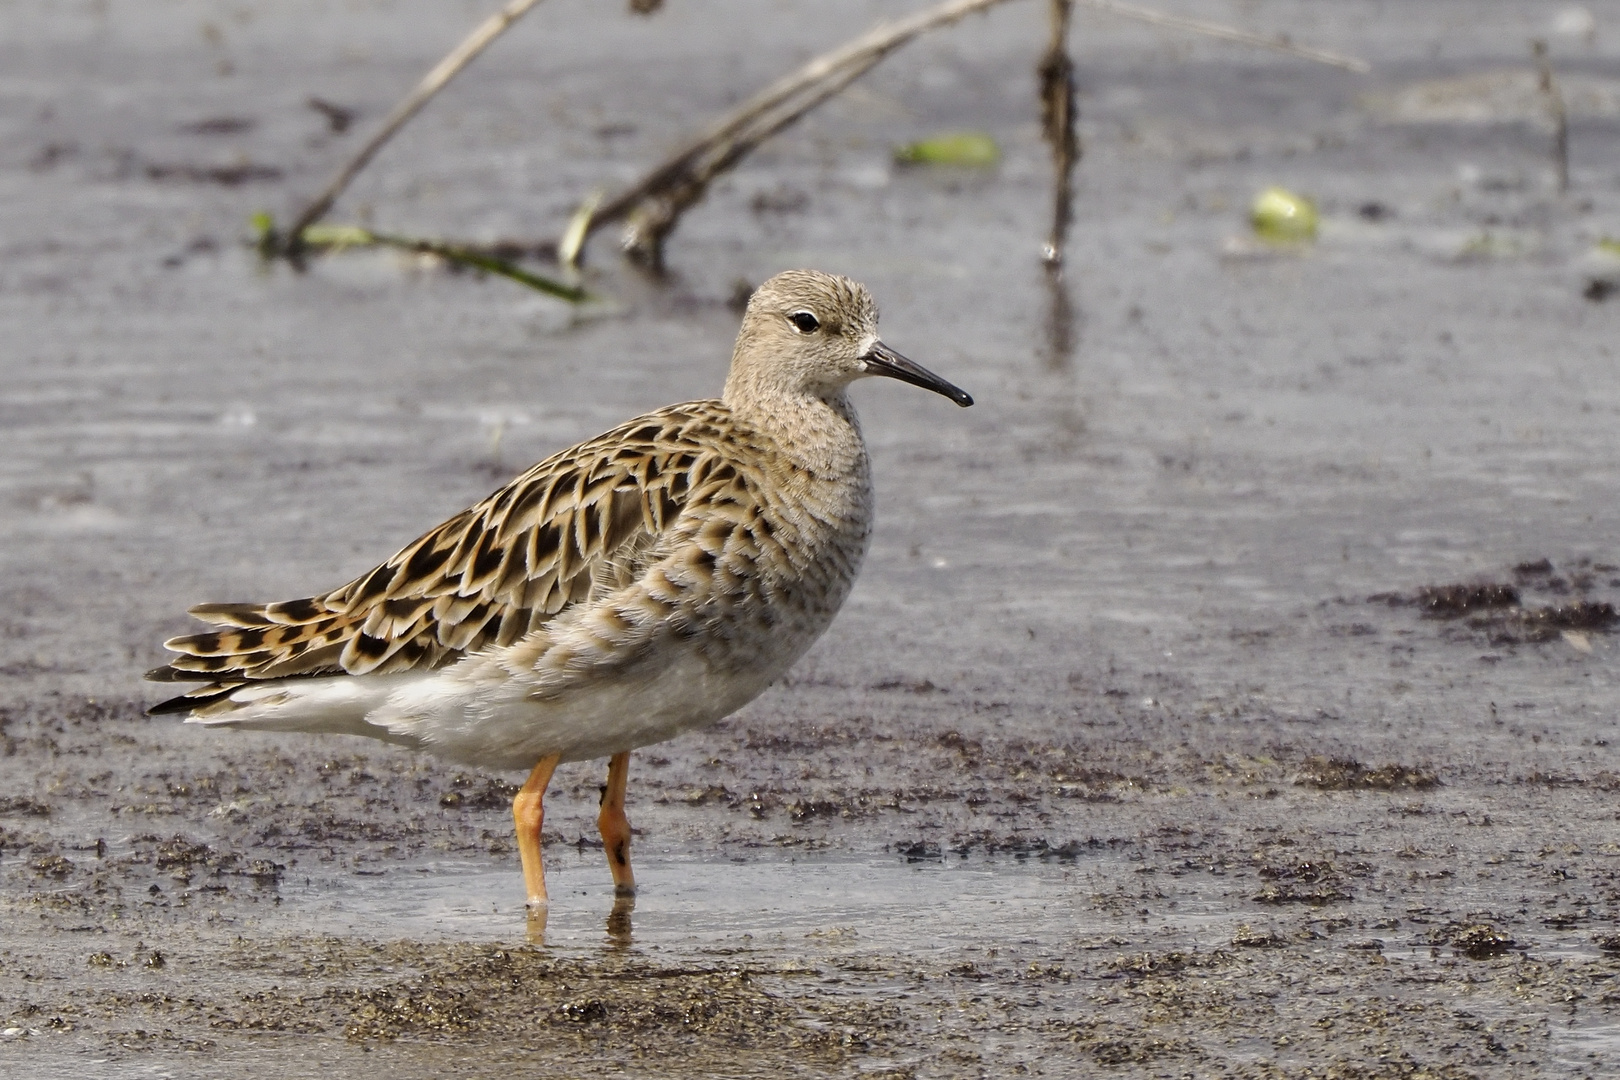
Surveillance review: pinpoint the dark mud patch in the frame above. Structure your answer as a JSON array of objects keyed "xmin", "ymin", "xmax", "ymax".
[
  {"xmin": 0, "ymin": 796, "xmax": 52, "ymax": 817},
  {"xmin": 143, "ymin": 161, "xmax": 284, "ymax": 185},
  {"xmin": 1584, "ymin": 276, "xmax": 1619, "ymax": 302},
  {"xmin": 437, "ymin": 773, "xmax": 519, "ymax": 811},
  {"xmin": 6, "ymin": 690, "xmax": 1620, "ymax": 1078},
  {"xmin": 336, "ymin": 946, "xmax": 885, "ymax": 1057},
  {"xmin": 1296, "ymin": 756, "xmax": 1440, "ymax": 791},
  {"xmin": 1230, "ymin": 924, "xmax": 1292, "ymax": 948},
  {"xmin": 178, "ymin": 116, "xmax": 257, "ymax": 136},
  {"xmin": 25, "ymin": 938, "xmax": 897, "ymax": 1072},
  {"xmin": 938, "ymin": 832, "xmax": 1098, "ymax": 859},
  {"xmin": 1435, "ymin": 921, "xmax": 1520, "ymax": 960},
  {"xmin": 137, "ymin": 832, "xmax": 284, "ymax": 884},
  {"xmin": 1252, "ymin": 859, "xmax": 1356, "ymax": 906},
  {"xmin": 1372, "ymin": 560, "xmax": 1620, "ymax": 647},
  {"xmin": 1413, "ymin": 582, "xmax": 1520, "ymax": 617}
]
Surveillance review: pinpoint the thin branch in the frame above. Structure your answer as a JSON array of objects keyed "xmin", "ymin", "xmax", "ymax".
[
  {"xmin": 1079, "ymin": 0, "xmax": 1370, "ymax": 73},
  {"xmin": 282, "ymin": 0, "xmax": 550, "ymax": 251},
  {"xmin": 615, "ymin": 51, "xmax": 890, "ymax": 267},
  {"xmin": 582, "ymin": 0, "xmax": 1023, "ymax": 267},
  {"xmin": 1039, "ymin": 0, "xmax": 1080, "ymax": 271}
]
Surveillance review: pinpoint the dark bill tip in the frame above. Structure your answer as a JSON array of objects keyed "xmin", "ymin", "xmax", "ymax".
[{"xmin": 862, "ymin": 342, "xmax": 974, "ymax": 407}]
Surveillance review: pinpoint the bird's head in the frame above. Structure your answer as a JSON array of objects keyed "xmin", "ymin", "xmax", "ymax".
[{"xmin": 724, "ymin": 269, "xmax": 973, "ymax": 409}]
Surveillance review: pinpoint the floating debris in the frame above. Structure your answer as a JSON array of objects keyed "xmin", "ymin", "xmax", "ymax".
[
  {"xmin": 1250, "ymin": 186, "xmax": 1317, "ymax": 243},
  {"xmin": 307, "ymin": 97, "xmax": 356, "ymax": 134},
  {"xmin": 894, "ymin": 131, "xmax": 1000, "ymax": 167}
]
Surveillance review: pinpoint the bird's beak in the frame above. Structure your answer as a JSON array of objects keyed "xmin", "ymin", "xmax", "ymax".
[{"xmin": 861, "ymin": 341, "xmax": 974, "ymax": 407}]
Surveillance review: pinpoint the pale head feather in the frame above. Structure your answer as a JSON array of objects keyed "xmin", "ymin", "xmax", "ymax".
[{"xmin": 723, "ymin": 270, "xmax": 881, "ymax": 408}]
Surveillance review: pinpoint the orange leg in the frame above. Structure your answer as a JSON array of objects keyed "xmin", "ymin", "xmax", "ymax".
[
  {"xmin": 598, "ymin": 751, "xmax": 636, "ymax": 896},
  {"xmin": 513, "ymin": 752, "xmax": 561, "ymax": 910}
]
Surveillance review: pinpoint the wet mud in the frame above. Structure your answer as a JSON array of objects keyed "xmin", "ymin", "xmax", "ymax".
[{"xmin": 4, "ymin": 1, "xmax": 1620, "ymax": 1077}]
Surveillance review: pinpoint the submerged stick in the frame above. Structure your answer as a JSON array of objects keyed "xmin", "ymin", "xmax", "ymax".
[
  {"xmin": 282, "ymin": 0, "xmax": 550, "ymax": 252},
  {"xmin": 583, "ymin": 0, "xmax": 1023, "ymax": 268},
  {"xmin": 1532, "ymin": 40, "xmax": 1570, "ymax": 194},
  {"xmin": 295, "ymin": 223, "xmax": 586, "ymax": 301},
  {"xmin": 1039, "ymin": 0, "xmax": 1080, "ymax": 270},
  {"xmin": 393, "ymin": 235, "xmax": 587, "ymax": 300},
  {"xmin": 1079, "ymin": 0, "xmax": 1370, "ymax": 72}
]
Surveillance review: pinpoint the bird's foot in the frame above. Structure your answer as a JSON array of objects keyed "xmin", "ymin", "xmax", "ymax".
[{"xmin": 525, "ymin": 900, "xmax": 549, "ymax": 941}]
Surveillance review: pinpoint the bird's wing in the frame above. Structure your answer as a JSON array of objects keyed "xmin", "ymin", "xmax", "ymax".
[{"xmin": 148, "ymin": 403, "xmax": 739, "ymax": 709}]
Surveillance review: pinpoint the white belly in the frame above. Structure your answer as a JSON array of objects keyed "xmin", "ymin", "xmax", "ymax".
[{"xmin": 377, "ymin": 637, "xmax": 795, "ymax": 770}]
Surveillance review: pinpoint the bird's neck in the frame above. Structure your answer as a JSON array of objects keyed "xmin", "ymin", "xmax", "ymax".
[{"xmin": 723, "ymin": 383, "xmax": 866, "ymax": 481}]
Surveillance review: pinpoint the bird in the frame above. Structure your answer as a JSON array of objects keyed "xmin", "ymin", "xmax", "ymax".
[{"xmin": 147, "ymin": 269, "xmax": 972, "ymax": 913}]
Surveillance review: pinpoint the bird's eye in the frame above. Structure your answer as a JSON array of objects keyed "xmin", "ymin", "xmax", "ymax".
[{"xmin": 788, "ymin": 311, "xmax": 820, "ymax": 334}]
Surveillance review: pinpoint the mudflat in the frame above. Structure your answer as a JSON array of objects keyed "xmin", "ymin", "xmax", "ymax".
[{"xmin": 2, "ymin": 2, "xmax": 1618, "ymax": 1076}]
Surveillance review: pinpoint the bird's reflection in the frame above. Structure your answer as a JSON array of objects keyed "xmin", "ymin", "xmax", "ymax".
[
  {"xmin": 606, "ymin": 893, "xmax": 636, "ymax": 948},
  {"xmin": 520, "ymin": 894, "xmax": 635, "ymax": 947}
]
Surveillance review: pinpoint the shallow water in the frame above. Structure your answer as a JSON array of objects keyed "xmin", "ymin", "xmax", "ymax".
[{"xmin": 274, "ymin": 851, "xmax": 1100, "ymax": 949}]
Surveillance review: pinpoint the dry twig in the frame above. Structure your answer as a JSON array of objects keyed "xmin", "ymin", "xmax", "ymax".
[
  {"xmin": 1078, "ymin": 0, "xmax": 1370, "ymax": 72},
  {"xmin": 282, "ymin": 0, "xmax": 551, "ymax": 252},
  {"xmin": 579, "ymin": 0, "xmax": 1022, "ymax": 268}
]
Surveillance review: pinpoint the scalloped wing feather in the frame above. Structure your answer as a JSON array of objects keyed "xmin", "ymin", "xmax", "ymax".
[{"xmin": 149, "ymin": 404, "xmax": 728, "ymax": 701}]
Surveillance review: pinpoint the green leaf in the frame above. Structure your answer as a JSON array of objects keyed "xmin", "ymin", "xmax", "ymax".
[
  {"xmin": 894, "ymin": 132, "xmax": 1000, "ymax": 167},
  {"xmin": 1250, "ymin": 186, "xmax": 1318, "ymax": 243},
  {"xmin": 298, "ymin": 224, "xmax": 379, "ymax": 252}
]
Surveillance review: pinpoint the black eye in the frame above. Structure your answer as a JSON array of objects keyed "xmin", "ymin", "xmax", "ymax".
[{"xmin": 788, "ymin": 311, "xmax": 820, "ymax": 334}]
